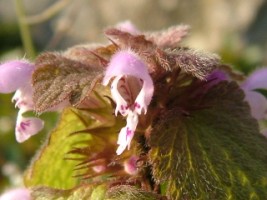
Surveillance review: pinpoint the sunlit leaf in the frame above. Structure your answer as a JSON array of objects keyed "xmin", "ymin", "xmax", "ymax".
[
  {"xmin": 149, "ymin": 82, "xmax": 267, "ymax": 199},
  {"xmin": 24, "ymin": 108, "xmax": 93, "ymax": 189},
  {"xmin": 31, "ymin": 184, "xmax": 107, "ymax": 200},
  {"xmin": 106, "ymin": 185, "xmax": 160, "ymax": 200}
]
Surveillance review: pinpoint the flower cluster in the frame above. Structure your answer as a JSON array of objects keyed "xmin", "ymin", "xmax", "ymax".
[
  {"xmin": 1, "ymin": 21, "xmax": 267, "ymax": 199},
  {"xmin": 0, "ymin": 60, "xmax": 44, "ymax": 142},
  {"xmin": 0, "ymin": 51, "xmax": 155, "ymax": 156},
  {"xmin": 1, "ymin": 24, "xmax": 267, "ymax": 155}
]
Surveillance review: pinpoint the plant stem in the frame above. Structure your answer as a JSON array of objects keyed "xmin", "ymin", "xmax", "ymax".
[
  {"xmin": 14, "ymin": 0, "xmax": 36, "ymax": 59},
  {"xmin": 25, "ymin": 0, "xmax": 71, "ymax": 25}
]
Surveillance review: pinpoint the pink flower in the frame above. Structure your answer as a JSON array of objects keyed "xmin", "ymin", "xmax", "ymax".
[
  {"xmin": 123, "ymin": 156, "xmax": 139, "ymax": 175},
  {"xmin": 241, "ymin": 67, "xmax": 267, "ymax": 120},
  {"xmin": 0, "ymin": 188, "xmax": 31, "ymax": 200},
  {"xmin": 103, "ymin": 50, "xmax": 154, "ymax": 155},
  {"xmin": 115, "ymin": 20, "xmax": 140, "ymax": 35},
  {"xmin": 0, "ymin": 60, "xmax": 44, "ymax": 142}
]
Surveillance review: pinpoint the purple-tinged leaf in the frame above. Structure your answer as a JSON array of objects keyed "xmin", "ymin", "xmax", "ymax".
[
  {"xmin": 145, "ymin": 24, "xmax": 190, "ymax": 49},
  {"xmin": 32, "ymin": 52, "xmax": 104, "ymax": 112},
  {"xmin": 166, "ymin": 48, "xmax": 220, "ymax": 80},
  {"xmin": 63, "ymin": 43, "xmax": 117, "ymax": 66},
  {"xmin": 105, "ymin": 28, "xmax": 156, "ymax": 52}
]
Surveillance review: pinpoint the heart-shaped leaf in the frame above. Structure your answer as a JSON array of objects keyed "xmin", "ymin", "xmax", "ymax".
[{"xmin": 149, "ymin": 82, "xmax": 267, "ymax": 199}]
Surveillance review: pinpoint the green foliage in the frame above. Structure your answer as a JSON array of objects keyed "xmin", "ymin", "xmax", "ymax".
[
  {"xmin": 23, "ymin": 93, "xmax": 127, "ymax": 195},
  {"xmin": 0, "ymin": 94, "xmax": 58, "ymax": 191},
  {"xmin": 24, "ymin": 108, "xmax": 93, "ymax": 189},
  {"xmin": 0, "ymin": 23, "xmax": 21, "ymax": 54},
  {"xmin": 31, "ymin": 184, "xmax": 160, "ymax": 200},
  {"xmin": 149, "ymin": 82, "xmax": 267, "ymax": 199},
  {"xmin": 106, "ymin": 185, "xmax": 159, "ymax": 200},
  {"xmin": 31, "ymin": 184, "xmax": 107, "ymax": 200}
]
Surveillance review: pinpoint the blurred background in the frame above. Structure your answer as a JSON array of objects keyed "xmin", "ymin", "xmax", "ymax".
[{"xmin": 0, "ymin": 0, "xmax": 266, "ymax": 193}]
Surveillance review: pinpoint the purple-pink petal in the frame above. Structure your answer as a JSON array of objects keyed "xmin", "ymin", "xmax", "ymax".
[
  {"xmin": 0, "ymin": 60, "xmax": 34, "ymax": 93},
  {"xmin": 15, "ymin": 114, "xmax": 44, "ymax": 143},
  {"xmin": 110, "ymin": 75, "xmax": 129, "ymax": 116},
  {"xmin": 92, "ymin": 165, "xmax": 106, "ymax": 173},
  {"xmin": 103, "ymin": 50, "xmax": 154, "ymax": 111},
  {"xmin": 134, "ymin": 80, "xmax": 154, "ymax": 114},
  {"xmin": 124, "ymin": 156, "xmax": 138, "ymax": 175},
  {"xmin": 115, "ymin": 20, "xmax": 140, "ymax": 35},
  {"xmin": 12, "ymin": 84, "xmax": 34, "ymax": 111},
  {"xmin": 103, "ymin": 50, "xmax": 150, "ymax": 85},
  {"xmin": 103, "ymin": 50, "xmax": 154, "ymax": 154},
  {"xmin": 0, "ymin": 188, "xmax": 31, "ymax": 200},
  {"xmin": 242, "ymin": 67, "xmax": 267, "ymax": 91},
  {"xmin": 243, "ymin": 89, "xmax": 267, "ymax": 120},
  {"xmin": 241, "ymin": 67, "xmax": 267, "ymax": 120}
]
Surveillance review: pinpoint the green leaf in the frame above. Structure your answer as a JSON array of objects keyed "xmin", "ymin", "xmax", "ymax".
[
  {"xmin": 149, "ymin": 82, "xmax": 267, "ymax": 199},
  {"xmin": 106, "ymin": 185, "xmax": 160, "ymax": 200},
  {"xmin": 91, "ymin": 184, "xmax": 107, "ymax": 200},
  {"xmin": 24, "ymin": 108, "xmax": 93, "ymax": 189},
  {"xmin": 32, "ymin": 52, "xmax": 104, "ymax": 112},
  {"xmin": 31, "ymin": 184, "xmax": 107, "ymax": 200}
]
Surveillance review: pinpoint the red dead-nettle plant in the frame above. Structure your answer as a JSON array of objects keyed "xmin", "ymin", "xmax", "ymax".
[{"xmin": 0, "ymin": 22, "xmax": 267, "ymax": 200}]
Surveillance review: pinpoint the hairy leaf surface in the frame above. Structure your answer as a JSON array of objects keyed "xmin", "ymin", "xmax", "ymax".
[
  {"xmin": 31, "ymin": 184, "xmax": 107, "ymax": 200},
  {"xmin": 145, "ymin": 25, "xmax": 190, "ymax": 49},
  {"xmin": 149, "ymin": 82, "xmax": 267, "ymax": 199},
  {"xmin": 106, "ymin": 185, "xmax": 160, "ymax": 200},
  {"xmin": 32, "ymin": 53, "xmax": 104, "ymax": 112},
  {"xmin": 166, "ymin": 48, "xmax": 220, "ymax": 80}
]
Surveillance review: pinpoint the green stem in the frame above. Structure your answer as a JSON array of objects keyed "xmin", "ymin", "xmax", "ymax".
[{"xmin": 14, "ymin": 0, "xmax": 36, "ymax": 59}]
